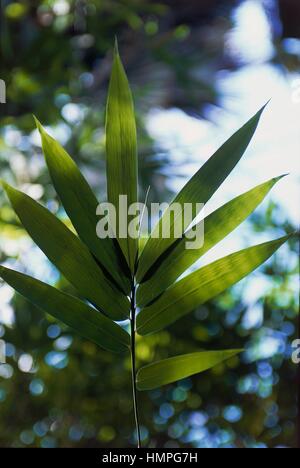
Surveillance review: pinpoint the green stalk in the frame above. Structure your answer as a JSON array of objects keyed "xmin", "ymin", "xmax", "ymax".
[{"xmin": 130, "ymin": 282, "xmax": 141, "ymax": 448}]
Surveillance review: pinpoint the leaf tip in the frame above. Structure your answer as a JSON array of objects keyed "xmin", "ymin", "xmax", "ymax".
[
  {"xmin": 231, "ymin": 348, "xmax": 244, "ymax": 355},
  {"xmin": 0, "ymin": 264, "xmax": 8, "ymax": 278},
  {"xmin": 275, "ymin": 232, "xmax": 295, "ymax": 247},
  {"xmin": 0, "ymin": 179, "xmax": 10, "ymax": 193},
  {"xmin": 0, "ymin": 181, "xmax": 21, "ymax": 203},
  {"xmin": 278, "ymin": 173, "xmax": 289, "ymax": 179},
  {"xmin": 256, "ymin": 100, "xmax": 270, "ymax": 119},
  {"xmin": 114, "ymin": 36, "xmax": 119, "ymax": 56},
  {"xmin": 265, "ymin": 97, "xmax": 272, "ymax": 106},
  {"xmin": 286, "ymin": 231, "xmax": 299, "ymax": 240},
  {"xmin": 33, "ymin": 115, "xmax": 45, "ymax": 135},
  {"xmin": 272, "ymin": 173, "xmax": 289, "ymax": 185}
]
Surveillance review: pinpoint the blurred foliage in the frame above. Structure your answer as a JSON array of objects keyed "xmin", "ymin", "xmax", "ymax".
[
  {"xmin": 0, "ymin": 212, "xmax": 298, "ymax": 448},
  {"xmin": 0, "ymin": 0, "xmax": 299, "ymax": 448}
]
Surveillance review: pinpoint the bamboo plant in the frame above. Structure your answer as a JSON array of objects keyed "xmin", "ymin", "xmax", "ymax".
[{"xmin": 0, "ymin": 44, "xmax": 291, "ymax": 447}]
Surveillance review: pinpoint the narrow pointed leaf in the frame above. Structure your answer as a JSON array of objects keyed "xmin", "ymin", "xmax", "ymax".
[
  {"xmin": 106, "ymin": 44, "xmax": 138, "ymax": 271},
  {"xmin": 137, "ymin": 105, "xmax": 267, "ymax": 282},
  {"xmin": 2, "ymin": 182, "xmax": 129, "ymax": 320},
  {"xmin": 34, "ymin": 118, "xmax": 130, "ymax": 294},
  {"xmin": 137, "ymin": 235, "xmax": 290, "ymax": 335},
  {"xmin": 137, "ymin": 350, "xmax": 242, "ymax": 390},
  {"xmin": 0, "ymin": 266, "xmax": 130, "ymax": 353},
  {"xmin": 137, "ymin": 176, "xmax": 285, "ymax": 307}
]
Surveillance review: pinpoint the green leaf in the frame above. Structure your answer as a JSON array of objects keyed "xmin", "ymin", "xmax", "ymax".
[
  {"xmin": 136, "ymin": 105, "xmax": 267, "ymax": 282},
  {"xmin": 34, "ymin": 117, "xmax": 130, "ymax": 294},
  {"xmin": 106, "ymin": 42, "xmax": 138, "ymax": 272},
  {"xmin": 137, "ymin": 176, "xmax": 285, "ymax": 307},
  {"xmin": 1, "ymin": 182, "xmax": 129, "ymax": 321},
  {"xmin": 137, "ymin": 350, "xmax": 242, "ymax": 390},
  {"xmin": 137, "ymin": 235, "xmax": 290, "ymax": 335},
  {"xmin": 0, "ymin": 265, "xmax": 130, "ymax": 353}
]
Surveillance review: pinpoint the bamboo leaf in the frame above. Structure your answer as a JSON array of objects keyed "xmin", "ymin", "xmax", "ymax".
[
  {"xmin": 0, "ymin": 265, "xmax": 130, "ymax": 353},
  {"xmin": 137, "ymin": 350, "xmax": 242, "ymax": 390},
  {"xmin": 106, "ymin": 42, "xmax": 138, "ymax": 272},
  {"xmin": 34, "ymin": 118, "xmax": 130, "ymax": 294},
  {"xmin": 137, "ymin": 235, "xmax": 290, "ymax": 335},
  {"xmin": 137, "ymin": 105, "xmax": 267, "ymax": 282},
  {"xmin": 1, "ymin": 182, "xmax": 129, "ymax": 320},
  {"xmin": 137, "ymin": 176, "xmax": 285, "ymax": 307}
]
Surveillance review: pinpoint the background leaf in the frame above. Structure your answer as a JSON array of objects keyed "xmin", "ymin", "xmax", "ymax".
[
  {"xmin": 137, "ymin": 350, "xmax": 242, "ymax": 390},
  {"xmin": 0, "ymin": 266, "xmax": 130, "ymax": 353}
]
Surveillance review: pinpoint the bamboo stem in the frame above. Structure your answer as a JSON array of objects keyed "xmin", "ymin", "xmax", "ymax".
[{"xmin": 130, "ymin": 282, "xmax": 141, "ymax": 448}]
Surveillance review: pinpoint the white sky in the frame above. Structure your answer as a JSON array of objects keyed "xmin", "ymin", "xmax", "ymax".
[{"xmin": 147, "ymin": 0, "xmax": 300, "ymax": 267}]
